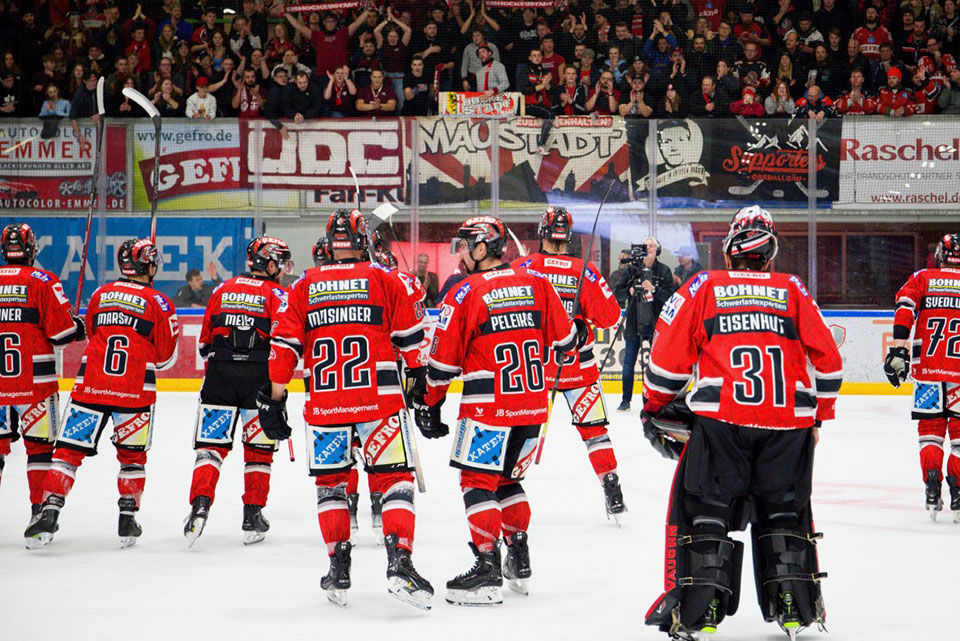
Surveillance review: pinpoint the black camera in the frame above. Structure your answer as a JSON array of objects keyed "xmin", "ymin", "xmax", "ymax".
[{"xmin": 628, "ymin": 243, "xmax": 648, "ymax": 267}]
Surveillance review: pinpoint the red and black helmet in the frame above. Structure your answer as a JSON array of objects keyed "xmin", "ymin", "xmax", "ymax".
[
  {"xmin": 936, "ymin": 233, "xmax": 960, "ymax": 267},
  {"xmin": 247, "ymin": 236, "xmax": 293, "ymax": 274},
  {"xmin": 722, "ymin": 205, "xmax": 779, "ymax": 263},
  {"xmin": 457, "ymin": 215, "xmax": 507, "ymax": 258},
  {"xmin": 327, "ymin": 208, "xmax": 369, "ymax": 252},
  {"xmin": 1, "ymin": 223, "xmax": 38, "ymax": 265},
  {"xmin": 313, "ymin": 237, "xmax": 332, "ymax": 266},
  {"xmin": 117, "ymin": 238, "xmax": 161, "ymax": 277},
  {"xmin": 538, "ymin": 206, "xmax": 573, "ymax": 243}
]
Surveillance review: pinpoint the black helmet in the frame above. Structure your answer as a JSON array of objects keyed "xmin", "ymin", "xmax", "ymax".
[
  {"xmin": 1, "ymin": 223, "xmax": 38, "ymax": 265},
  {"xmin": 457, "ymin": 215, "xmax": 507, "ymax": 258},
  {"xmin": 117, "ymin": 238, "xmax": 161, "ymax": 278},
  {"xmin": 935, "ymin": 233, "xmax": 960, "ymax": 267},
  {"xmin": 327, "ymin": 208, "xmax": 369, "ymax": 252},
  {"xmin": 721, "ymin": 206, "xmax": 778, "ymax": 263},
  {"xmin": 538, "ymin": 206, "xmax": 573, "ymax": 243},
  {"xmin": 247, "ymin": 236, "xmax": 293, "ymax": 275}
]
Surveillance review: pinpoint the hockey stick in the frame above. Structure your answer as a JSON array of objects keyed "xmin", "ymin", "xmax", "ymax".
[
  {"xmin": 596, "ymin": 310, "xmax": 627, "ymax": 377},
  {"xmin": 122, "ymin": 87, "xmax": 162, "ymax": 242},
  {"xmin": 507, "ymin": 227, "xmax": 528, "ymax": 258},
  {"xmin": 535, "ymin": 174, "xmax": 617, "ymax": 465},
  {"xmin": 74, "ymin": 77, "xmax": 107, "ymax": 313},
  {"xmin": 350, "ymin": 164, "xmax": 427, "ymax": 493}
]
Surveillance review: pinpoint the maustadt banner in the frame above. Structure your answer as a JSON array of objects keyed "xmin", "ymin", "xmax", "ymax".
[{"xmin": 630, "ymin": 117, "xmax": 842, "ymax": 207}]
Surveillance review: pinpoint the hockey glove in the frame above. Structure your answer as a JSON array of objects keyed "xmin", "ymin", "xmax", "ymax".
[
  {"xmin": 883, "ymin": 346, "xmax": 910, "ymax": 388},
  {"xmin": 412, "ymin": 394, "xmax": 448, "ymax": 439},
  {"xmin": 72, "ymin": 315, "xmax": 86, "ymax": 342},
  {"xmin": 641, "ymin": 410, "xmax": 685, "ymax": 461},
  {"xmin": 256, "ymin": 385, "xmax": 291, "ymax": 441},
  {"xmin": 404, "ymin": 366, "xmax": 427, "ymax": 408},
  {"xmin": 573, "ymin": 318, "xmax": 590, "ymax": 350}
]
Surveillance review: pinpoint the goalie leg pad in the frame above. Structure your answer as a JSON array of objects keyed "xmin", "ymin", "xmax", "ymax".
[
  {"xmin": 194, "ymin": 404, "xmax": 238, "ymax": 449},
  {"xmin": 752, "ymin": 502, "xmax": 827, "ymax": 628}
]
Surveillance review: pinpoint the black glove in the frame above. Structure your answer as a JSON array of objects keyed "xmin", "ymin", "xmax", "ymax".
[
  {"xmin": 883, "ymin": 346, "xmax": 909, "ymax": 388},
  {"xmin": 404, "ymin": 365, "xmax": 427, "ymax": 408},
  {"xmin": 256, "ymin": 384, "xmax": 291, "ymax": 440},
  {"xmin": 573, "ymin": 318, "xmax": 590, "ymax": 350},
  {"xmin": 72, "ymin": 315, "xmax": 86, "ymax": 342},
  {"xmin": 641, "ymin": 409, "xmax": 685, "ymax": 460},
  {"xmin": 412, "ymin": 392, "xmax": 448, "ymax": 439}
]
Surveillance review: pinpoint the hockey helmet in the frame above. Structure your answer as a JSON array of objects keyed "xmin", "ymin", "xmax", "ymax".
[
  {"xmin": 935, "ymin": 233, "xmax": 960, "ymax": 267},
  {"xmin": 327, "ymin": 208, "xmax": 369, "ymax": 252},
  {"xmin": 312, "ymin": 237, "xmax": 332, "ymax": 266},
  {"xmin": 722, "ymin": 205, "xmax": 779, "ymax": 263},
  {"xmin": 538, "ymin": 206, "xmax": 573, "ymax": 243},
  {"xmin": 457, "ymin": 216, "xmax": 507, "ymax": 258},
  {"xmin": 1, "ymin": 223, "xmax": 38, "ymax": 265},
  {"xmin": 117, "ymin": 238, "xmax": 161, "ymax": 278},
  {"xmin": 247, "ymin": 236, "xmax": 293, "ymax": 274}
]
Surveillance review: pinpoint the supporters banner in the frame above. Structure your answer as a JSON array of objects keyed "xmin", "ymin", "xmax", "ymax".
[
  {"xmin": 240, "ymin": 119, "xmax": 405, "ymax": 206},
  {"xmin": 838, "ymin": 118, "xmax": 960, "ymax": 208},
  {"xmin": 417, "ymin": 116, "xmax": 632, "ymax": 205},
  {"xmin": 486, "ymin": 1, "xmax": 568, "ymax": 7},
  {"xmin": 438, "ymin": 92, "xmax": 525, "ymax": 118},
  {"xmin": 285, "ymin": 2, "xmax": 366, "ymax": 11},
  {"xmin": 630, "ymin": 117, "xmax": 842, "ymax": 207},
  {"xmin": 0, "ymin": 120, "xmax": 126, "ymax": 210},
  {"xmin": 0, "ymin": 215, "xmax": 253, "ymax": 304}
]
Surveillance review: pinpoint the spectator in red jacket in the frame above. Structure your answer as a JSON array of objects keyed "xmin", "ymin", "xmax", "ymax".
[
  {"xmin": 877, "ymin": 66, "xmax": 917, "ymax": 115},
  {"xmin": 729, "ymin": 85, "xmax": 765, "ymax": 115},
  {"xmin": 835, "ymin": 68, "xmax": 878, "ymax": 114}
]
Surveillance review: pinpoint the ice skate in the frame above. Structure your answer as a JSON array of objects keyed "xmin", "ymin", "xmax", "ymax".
[
  {"xmin": 370, "ymin": 491, "xmax": 384, "ymax": 545},
  {"xmin": 665, "ymin": 605, "xmax": 709, "ymax": 641},
  {"xmin": 925, "ymin": 469, "xmax": 943, "ymax": 520},
  {"xmin": 24, "ymin": 497, "xmax": 62, "ymax": 550},
  {"xmin": 602, "ymin": 472, "xmax": 627, "ymax": 525},
  {"xmin": 347, "ymin": 492, "xmax": 359, "ymax": 543},
  {"xmin": 445, "ymin": 542, "xmax": 503, "ymax": 607},
  {"xmin": 503, "ymin": 531, "xmax": 531, "ymax": 595},
  {"xmin": 28, "ymin": 503, "xmax": 42, "ymax": 527},
  {"xmin": 118, "ymin": 498, "xmax": 142, "ymax": 549},
  {"xmin": 776, "ymin": 591, "xmax": 802, "ymax": 641},
  {"xmin": 384, "ymin": 534, "xmax": 434, "ymax": 610},
  {"xmin": 947, "ymin": 476, "xmax": 960, "ymax": 523},
  {"xmin": 184, "ymin": 495, "xmax": 211, "ymax": 548},
  {"xmin": 321, "ymin": 541, "xmax": 352, "ymax": 607},
  {"xmin": 241, "ymin": 504, "xmax": 269, "ymax": 545}
]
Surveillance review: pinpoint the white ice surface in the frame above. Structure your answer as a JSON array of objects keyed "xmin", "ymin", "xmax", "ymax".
[{"xmin": 1, "ymin": 393, "xmax": 956, "ymax": 641}]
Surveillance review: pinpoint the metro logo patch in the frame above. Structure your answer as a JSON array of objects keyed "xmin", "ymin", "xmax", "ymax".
[
  {"xmin": 687, "ymin": 271, "xmax": 709, "ymax": 297},
  {"xmin": 29, "ymin": 270, "xmax": 51, "ymax": 283},
  {"xmin": 789, "ymin": 275, "xmax": 810, "ymax": 298},
  {"xmin": 454, "ymin": 282, "xmax": 471, "ymax": 304},
  {"xmin": 153, "ymin": 294, "xmax": 171, "ymax": 312}
]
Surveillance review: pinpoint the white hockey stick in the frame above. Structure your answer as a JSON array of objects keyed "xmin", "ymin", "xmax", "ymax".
[
  {"xmin": 122, "ymin": 87, "xmax": 162, "ymax": 241},
  {"xmin": 75, "ymin": 77, "xmax": 107, "ymax": 312}
]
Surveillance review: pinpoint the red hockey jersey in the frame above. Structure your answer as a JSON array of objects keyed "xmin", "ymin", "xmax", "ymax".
[
  {"xmin": 834, "ymin": 90, "xmax": 877, "ymax": 114},
  {"xmin": 511, "ymin": 252, "xmax": 621, "ymax": 389},
  {"xmin": 852, "ymin": 24, "xmax": 893, "ymax": 59},
  {"xmin": 425, "ymin": 265, "xmax": 577, "ymax": 427},
  {"xmin": 0, "ymin": 266, "xmax": 77, "ymax": 404},
  {"xmin": 269, "ymin": 260, "xmax": 425, "ymax": 426},
  {"xmin": 877, "ymin": 86, "xmax": 917, "ymax": 115},
  {"xmin": 73, "ymin": 280, "xmax": 180, "ymax": 408},
  {"xmin": 643, "ymin": 270, "xmax": 843, "ymax": 429},
  {"xmin": 199, "ymin": 274, "xmax": 288, "ymax": 363},
  {"xmin": 893, "ymin": 267, "xmax": 960, "ymax": 383}
]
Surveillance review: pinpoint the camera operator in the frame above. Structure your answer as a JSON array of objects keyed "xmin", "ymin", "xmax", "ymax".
[{"xmin": 614, "ymin": 237, "xmax": 676, "ymax": 411}]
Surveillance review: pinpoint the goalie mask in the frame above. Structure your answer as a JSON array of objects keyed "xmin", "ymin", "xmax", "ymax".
[{"xmin": 722, "ymin": 205, "xmax": 779, "ymax": 263}]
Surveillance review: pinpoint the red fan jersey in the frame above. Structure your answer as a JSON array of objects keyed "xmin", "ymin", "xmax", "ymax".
[
  {"xmin": 893, "ymin": 267, "xmax": 960, "ymax": 383},
  {"xmin": 269, "ymin": 260, "xmax": 425, "ymax": 426},
  {"xmin": 425, "ymin": 265, "xmax": 578, "ymax": 426},
  {"xmin": 643, "ymin": 270, "xmax": 843, "ymax": 429},
  {"xmin": 911, "ymin": 74, "xmax": 947, "ymax": 114},
  {"xmin": 877, "ymin": 87, "xmax": 917, "ymax": 115},
  {"xmin": 0, "ymin": 266, "xmax": 77, "ymax": 404},
  {"xmin": 852, "ymin": 25, "xmax": 892, "ymax": 59},
  {"xmin": 690, "ymin": 0, "xmax": 725, "ymax": 31},
  {"xmin": 73, "ymin": 280, "xmax": 180, "ymax": 408},
  {"xmin": 511, "ymin": 252, "xmax": 621, "ymax": 389},
  {"xmin": 834, "ymin": 90, "xmax": 877, "ymax": 114},
  {"xmin": 199, "ymin": 274, "xmax": 288, "ymax": 363}
]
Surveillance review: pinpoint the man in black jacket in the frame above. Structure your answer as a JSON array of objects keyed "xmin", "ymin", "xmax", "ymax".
[
  {"xmin": 282, "ymin": 70, "xmax": 321, "ymax": 122},
  {"xmin": 613, "ymin": 237, "xmax": 676, "ymax": 411}
]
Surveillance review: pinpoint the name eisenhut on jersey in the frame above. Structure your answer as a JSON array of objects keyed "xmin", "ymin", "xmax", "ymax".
[{"xmin": 713, "ymin": 284, "xmax": 789, "ymax": 312}]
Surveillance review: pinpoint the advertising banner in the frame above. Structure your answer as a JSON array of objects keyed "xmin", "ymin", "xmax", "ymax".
[
  {"xmin": 0, "ymin": 120, "xmax": 126, "ymax": 210},
  {"xmin": 630, "ymin": 117, "xmax": 841, "ymax": 207},
  {"xmin": 417, "ymin": 115, "xmax": 632, "ymax": 205},
  {"xmin": 838, "ymin": 118, "xmax": 960, "ymax": 208},
  {"xmin": 0, "ymin": 216, "xmax": 253, "ymax": 304},
  {"xmin": 240, "ymin": 119, "xmax": 405, "ymax": 207},
  {"xmin": 438, "ymin": 92, "xmax": 524, "ymax": 118}
]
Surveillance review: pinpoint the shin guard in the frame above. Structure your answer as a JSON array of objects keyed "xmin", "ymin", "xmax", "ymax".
[
  {"xmin": 315, "ymin": 477, "xmax": 351, "ymax": 553},
  {"xmin": 189, "ymin": 448, "xmax": 227, "ymax": 503},
  {"xmin": 117, "ymin": 449, "xmax": 147, "ymax": 508},
  {"xmin": 242, "ymin": 445, "xmax": 273, "ymax": 506},
  {"xmin": 375, "ymin": 472, "xmax": 416, "ymax": 551},
  {"xmin": 497, "ymin": 481, "xmax": 531, "ymax": 543},
  {"xmin": 918, "ymin": 418, "xmax": 947, "ymax": 483}
]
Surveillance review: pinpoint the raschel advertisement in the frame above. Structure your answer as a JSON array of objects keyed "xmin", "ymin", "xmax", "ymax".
[
  {"xmin": 417, "ymin": 116, "xmax": 632, "ymax": 205},
  {"xmin": 0, "ymin": 216, "xmax": 253, "ymax": 304},
  {"xmin": 240, "ymin": 119, "xmax": 405, "ymax": 206},
  {"xmin": 631, "ymin": 117, "xmax": 841, "ymax": 206},
  {"xmin": 838, "ymin": 118, "xmax": 960, "ymax": 208},
  {"xmin": 0, "ymin": 120, "xmax": 126, "ymax": 210}
]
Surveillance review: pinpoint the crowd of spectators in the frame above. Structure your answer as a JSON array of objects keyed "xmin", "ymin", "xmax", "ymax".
[{"xmin": 2, "ymin": 0, "xmax": 960, "ymax": 124}]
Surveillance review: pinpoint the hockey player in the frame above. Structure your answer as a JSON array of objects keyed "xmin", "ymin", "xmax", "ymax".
[
  {"xmin": 511, "ymin": 207, "xmax": 625, "ymax": 521},
  {"xmin": 641, "ymin": 206, "xmax": 842, "ymax": 640},
  {"xmin": 25, "ymin": 239, "xmax": 180, "ymax": 549},
  {"xmin": 413, "ymin": 215, "xmax": 578, "ymax": 606},
  {"xmin": 183, "ymin": 237, "xmax": 292, "ymax": 547},
  {"xmin": 0, "ymin": 223, "xmax": 83, "ymax": 519},
  {"xmin": 884, "ymin": 233, "xmax": 960, "ymax": 522},
  {"xmin": 257, "ymin": 209, "xmax": 433, "ymax": 609}
]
